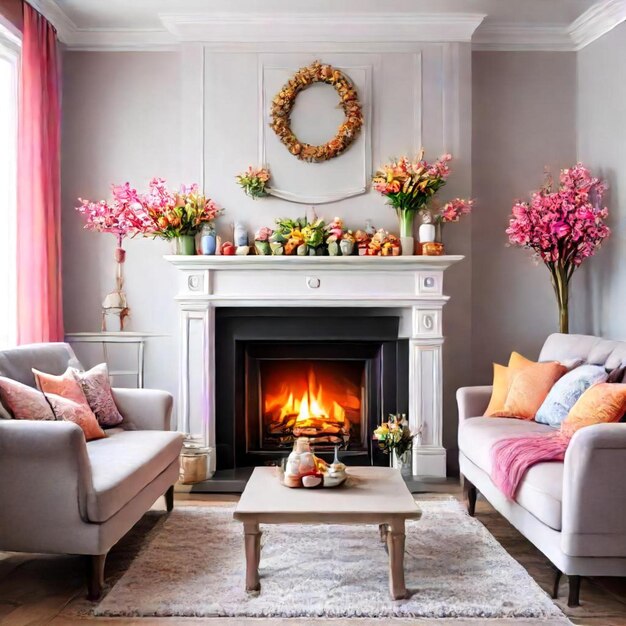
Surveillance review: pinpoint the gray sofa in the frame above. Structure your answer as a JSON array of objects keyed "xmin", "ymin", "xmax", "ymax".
[
  {"xmin": 0, "ymin": 343, "xmax": 183, "ymax": 599},
  {"xmin": 457, "ymin": 333, "xmax": 626, "ymax": 607}
]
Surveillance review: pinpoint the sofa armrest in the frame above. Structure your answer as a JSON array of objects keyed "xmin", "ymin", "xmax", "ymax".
[
  {"xmin": 112, "ymin": 388, "xmax": 174, "ymax": 431},
  {"xmin": 0, "ymin": 420, "xmax": 93, "ymax": 551},
  {"xmin": 562, "ymin": 423, "xmax": 626, "ymax": 557},
  {"xmin": 456, "ymin": 386, "xmax": 492, "ymax": 422}
]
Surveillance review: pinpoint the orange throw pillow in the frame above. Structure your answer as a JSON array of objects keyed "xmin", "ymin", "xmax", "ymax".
[
  {"xmin": 484, "ymin": 352, "xmax": 536, "ymax": 417},
  {"xmin": 561, "ymin": 383, "xmax": 626, "ymax": 438},
  {"xmin": 485, "ymin": 364, "xmax": 509, "ymax": 416},
  {"xmin": 509, "ymin": 351, "xmax": 535, "ymax": 370},
  {"xmin": 33, "ymin": 367, "xmax": 89, "ymax": 405},
  {"xmin": 492, "ymin": 361, "xmax": 567, "ymax": 420},
  {"xmin": 33, "ymin": 367, "xmax": 105, "ymax": 441}
]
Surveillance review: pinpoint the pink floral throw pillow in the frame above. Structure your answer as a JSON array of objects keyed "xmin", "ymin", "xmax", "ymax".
[
  {"xmin": 73, "ymin": 363, "xmax": 123, "ymax": 427},
  {"xmin": 0, "ymin": 376, "xmax": 55, "ymax": 420},
  {"xmin": 45, "ymin": 394, "xmax": 106, "ymax": 441}
]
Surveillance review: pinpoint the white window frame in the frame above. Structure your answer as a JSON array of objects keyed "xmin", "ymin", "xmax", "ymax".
[{"xmin": 0, "ymin": 22, "xmax": 20, "ymax": 348}]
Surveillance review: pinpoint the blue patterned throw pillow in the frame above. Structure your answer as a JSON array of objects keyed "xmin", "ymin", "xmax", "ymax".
[{"xmin": 536, "ymin": 364, "xmax": 608, "ymax": 426}]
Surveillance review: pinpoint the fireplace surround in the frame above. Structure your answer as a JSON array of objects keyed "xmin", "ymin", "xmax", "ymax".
[{"xmin": 166, "ymin": 254, "xmax": 463, "ymax": 483}]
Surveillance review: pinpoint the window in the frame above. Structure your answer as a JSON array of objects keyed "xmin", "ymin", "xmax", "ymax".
[{"xmin": 0, "ymin": 23, "xmax": 19, "ymax": 348}]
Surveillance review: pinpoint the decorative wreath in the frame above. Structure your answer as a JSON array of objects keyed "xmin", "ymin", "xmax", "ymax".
[{"xmin": 270, "ymin": 61, "xmax": 363, "ymax": 163}]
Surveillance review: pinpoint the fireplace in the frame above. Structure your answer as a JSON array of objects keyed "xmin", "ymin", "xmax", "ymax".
[
  {"xmin": 215, "ymin": 309, "xmax": 408, "ymax": 470},
  {"xmin": 167, "ymin": 254, "xmax": 462, "ymax": 481}
]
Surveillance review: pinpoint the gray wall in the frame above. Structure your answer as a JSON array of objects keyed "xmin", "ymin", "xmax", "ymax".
[
  {"xmin": 576, "ymin": 22, "xmax": 626, "ymax": 340},
  {"xmin": 63, "ymin": 46, "xmax": 589, "ymax": 474},
  {"xmin": 61, "ymin": 46, "xmax": 473, "ymax": 474},
  {"xmin": 471, "ymin": 51, "xmax": 577, "ymax": 385},
  {"xmin": 61, "ymin": 52, "xmax": 182, "ymax": 400}
]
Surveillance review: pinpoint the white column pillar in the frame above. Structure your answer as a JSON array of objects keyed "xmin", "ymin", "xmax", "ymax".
[{"xmin": 409, "ymin": 270, "xmax": 448, "ymax": 477}]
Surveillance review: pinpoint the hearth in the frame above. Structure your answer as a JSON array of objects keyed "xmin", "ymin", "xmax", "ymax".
[{"xmin": 215, "ymin": 309, "xmax": 408, "ymax": 470}]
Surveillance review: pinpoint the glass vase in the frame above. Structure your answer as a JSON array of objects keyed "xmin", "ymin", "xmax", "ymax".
[
  {"xmin": 398, "ymin": 210, "xmax": 415, "ymax": 256},
  {"xmin": 391, "ymin": 449, "xmax": 413, "ymax": 479},
  {"xmin": 550, "ymin": 265, "xmax": 570, "ymax": 333},
  {"xmin": 435, "ymin": 221, "xmax": 443, "ymax": 243}
]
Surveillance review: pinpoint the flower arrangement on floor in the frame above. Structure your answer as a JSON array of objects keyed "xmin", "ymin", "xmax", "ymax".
[
  {"xmin": 76, "ymin": 183, "xmax": 153, "ymax": 330},
  {"xmin": 506, "ymin": 163, "xmax": 610, "ymax": 333},
  {"xmin": 372, "ymin": 150, "xmax": 472, "ymax": 255},
  {"xmin": 373, "ymin": 414, "xmax": 415, "ymax": 475},
  {"xmin": 142, "ymin": 178, "xmax": 224, "ymax": 254},
  {"xmin": 236, "ymin": 166, "xmax": 271, "ymax": 199}
]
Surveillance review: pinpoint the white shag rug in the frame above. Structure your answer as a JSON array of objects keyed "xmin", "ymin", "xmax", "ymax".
[{"xmin": 94, "ymin": 500, "xmax": 568, "ymax": 622}]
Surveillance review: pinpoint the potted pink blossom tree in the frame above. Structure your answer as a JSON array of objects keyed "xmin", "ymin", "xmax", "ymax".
[
  {"xmin": 506, "ymin": 164, "xmax": 610, "ymax": 333},
  {"xmin": 76, "ymin": 183, "xmax": 152, "ymax": 330}
]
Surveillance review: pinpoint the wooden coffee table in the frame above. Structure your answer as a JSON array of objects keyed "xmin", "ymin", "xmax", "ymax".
[{"xmin": 233, "ymin": 466, "xmax": 421, "ymax": 599}]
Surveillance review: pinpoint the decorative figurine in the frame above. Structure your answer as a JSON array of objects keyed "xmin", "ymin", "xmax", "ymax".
[
  {"xmin": 355, "ymin": 229, "xmax": 370, "ymax": 256},
  {"xmin": 234, "ymin": 221, "xmax": 248, "ymax": 247},
  {"xmin": 365, "ymin": 219, "xmax": 376, "ymax": 236},
  {"xmin": 340, "ymin": 230, "xmax": 355, "ymax": 256},
  {"xmin": 200, "ymin": 223, "xmax": 217, "ymax": 255},
  {"xmin": 269, "ymin": 241, "xmax": 284, "ymax": 255},
  {"xmin": 221, "ymin": 241, "xmax": 236, "ymax": 255},
  {"xmin": 254, "ymin": 226, "xmax": 273, "ymax": 255},
  {"xmin": 326, "ymin": 216, "xmax": 344, "ymax": 240},
  {"xmin": 418, "ymin": 211, "xmax": 436, "ymax": 244},
  {"xmin": 326, "ymin": 234, "xmax": 340, "ymax": 256}
]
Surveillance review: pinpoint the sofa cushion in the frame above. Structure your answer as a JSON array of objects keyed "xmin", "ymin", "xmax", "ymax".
[
  {"xmin": 459, "ymin": 417, "xmax": 564, "ymax": 530},
  {"xmin": 86, "ymin": 430, "xmax": 182, "ymax": 523},
  {"xmin": 536, "ymin": 364, "xmax": 608, "ymax": 426},
  {"xmin": 459, "ymin": 416, "xmax": 554, "ymax": 472},
  {"xmin": 491, "ymin": 361, "xmax": 567, "ymax": 420}
]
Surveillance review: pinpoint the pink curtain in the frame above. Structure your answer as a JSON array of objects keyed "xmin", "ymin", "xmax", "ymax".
[{"xmin": 17, "ymin": 2, "xmax": 63, "ymax": 344}]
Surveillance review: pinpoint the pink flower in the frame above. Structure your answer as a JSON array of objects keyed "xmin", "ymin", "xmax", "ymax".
[
  {"xmin": 440, "ymin": 198, "xmax": 473, "ymax": 222},
  {"xmin": 507, "ymin": 164, "xmax": 609, "ymax": 271},
  {"xmin": 551, "ymin": 221, "xmax": 571, "ymax": 238}
]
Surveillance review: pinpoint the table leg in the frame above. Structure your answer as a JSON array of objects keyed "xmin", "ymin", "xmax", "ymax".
[
  {"xmin": 387, "ymin": 519, "xmax": 407, "ymax": 600},
  {"xmin": 244, "ymin": 522, "xmax": 262, "ymax": 592}
]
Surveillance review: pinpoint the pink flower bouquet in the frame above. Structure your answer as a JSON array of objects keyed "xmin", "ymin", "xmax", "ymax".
[{"xmin": 506, "ymin": 163, "xmax": 610, "ymax": 332}]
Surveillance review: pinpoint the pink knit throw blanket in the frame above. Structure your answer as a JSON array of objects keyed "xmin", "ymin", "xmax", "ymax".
[{"xmin": 491, "ymin": 432, "xmax": 570, "ymax": 500}]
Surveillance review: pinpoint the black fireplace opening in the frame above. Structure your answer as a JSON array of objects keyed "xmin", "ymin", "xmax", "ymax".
[{"xmin": 215, "ymin": 309, "xmax": 408, "ymax": 470}]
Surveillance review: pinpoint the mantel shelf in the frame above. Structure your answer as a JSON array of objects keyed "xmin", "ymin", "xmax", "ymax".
[{"xmin": 164, "ymin": 254, "xmax": 464, "ymax": 271}]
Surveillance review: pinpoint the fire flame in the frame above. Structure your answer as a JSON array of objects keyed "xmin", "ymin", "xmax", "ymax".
[{"xmin": 264, "ymin": 367, "xmax": 359, "ymax": 433}]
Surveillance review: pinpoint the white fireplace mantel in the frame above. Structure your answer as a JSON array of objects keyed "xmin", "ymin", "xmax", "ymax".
[{"xmin": 166, "ymin": 254, "xmax": 463, "ymax": 477}]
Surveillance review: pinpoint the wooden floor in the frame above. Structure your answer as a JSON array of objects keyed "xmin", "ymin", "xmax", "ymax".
[{"xmin": 1, "ymin": 491, "xmax": 626, "ymax": 625}]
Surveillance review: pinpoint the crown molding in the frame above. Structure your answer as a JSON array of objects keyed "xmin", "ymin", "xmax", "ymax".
[
  {"xmin": 27, "ymin": 0, "xmax": 76, "ymax": 41},
  {"xmin": 472, "ymin": 24, "xmax": 572, "ymax": 51},
  {"xmin": 24, "ymin": 0, "xmax": 626, "ymax": 52},
  {"xmin": 569, "ymin": 0, "xmax": 626, "ymax": 49},
  {"xmin": 159, "ymin": 13, "xmax": 486, "ymax": 44}
]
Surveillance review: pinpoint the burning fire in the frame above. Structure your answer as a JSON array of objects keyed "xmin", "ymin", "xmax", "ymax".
[{"xmin": 264, "ymin": 367, "xmax": 359, "ymax": 435}]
